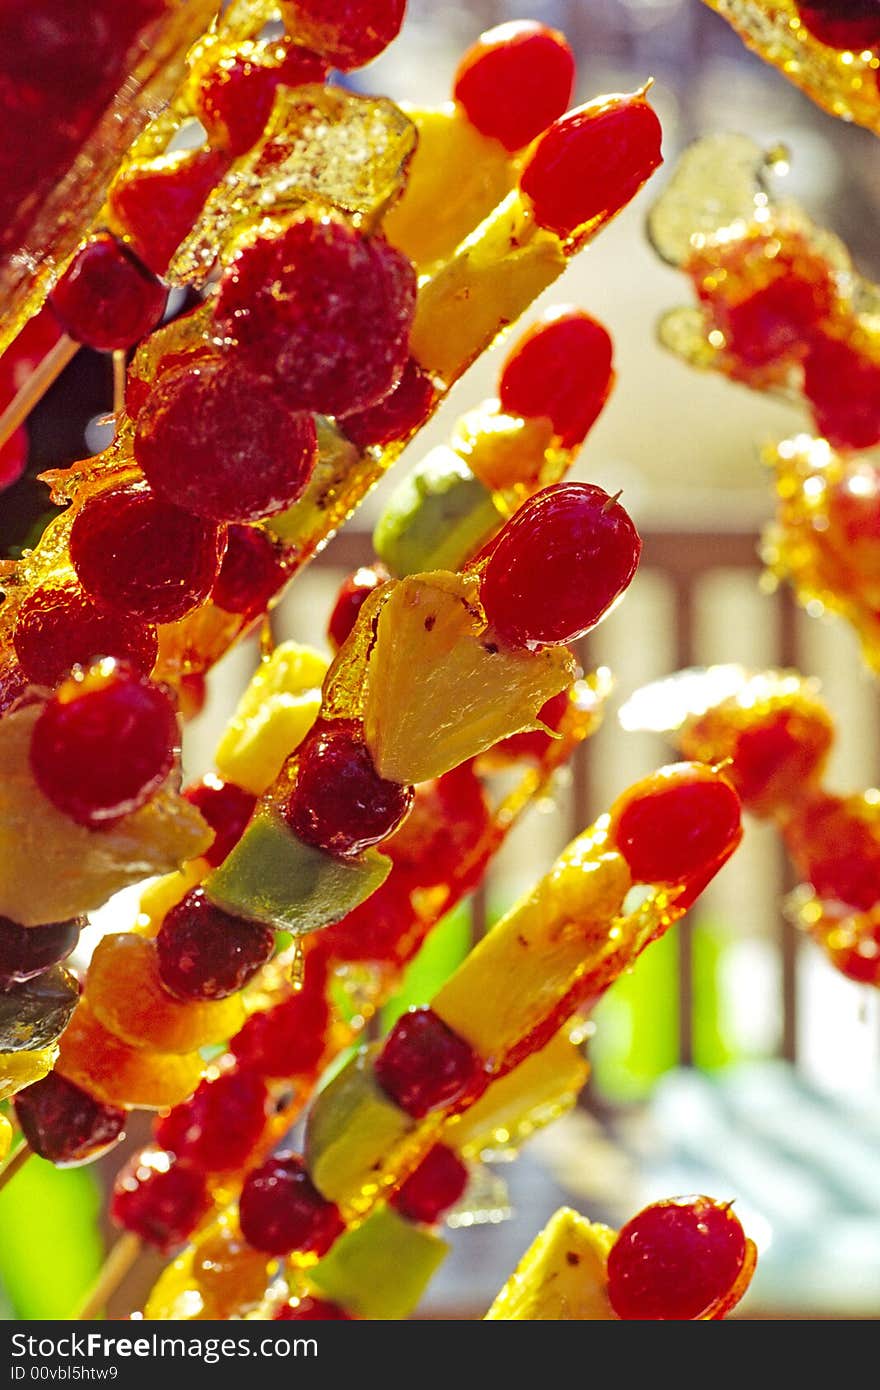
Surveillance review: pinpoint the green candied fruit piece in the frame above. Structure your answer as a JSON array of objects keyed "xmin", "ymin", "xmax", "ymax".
[
  {"xmin": 204, "ymin": 811, "xmax": 391, "ymax": 936},
  {"xmin": 0, "ymin": 966, "xmax": 79, "ymax": 1052},
  {"xmin": 373, "ymin": 446, "xmax": 501, "ymax": 577},
  {"xmin": 305, "ymin": 1047, "xmax": 417, "ymax": 1213},
  {"xmin": 310, "ymin": 1205, "xmax": 448, "ymax": 1321}
]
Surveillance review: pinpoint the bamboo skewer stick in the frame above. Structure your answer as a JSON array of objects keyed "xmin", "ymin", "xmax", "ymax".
[
  {"xmin": 76, "ymin": 1232, "xmax": 143, "ymax": 1321},
  {"xmin": 0, "ymin": 334, "xmax": 79, "ymax": 449},
  {"xmin": 0, "ymin": 1142, "xmax": 31, "ymax": 1194},
  {"xmin": 112, "ymin": 349, "xmax": 127, "ymax": 420}
]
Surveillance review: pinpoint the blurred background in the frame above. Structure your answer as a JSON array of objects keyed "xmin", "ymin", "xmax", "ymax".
[{"xmin": 2, "ymin": 0, "xmax": 880, "ymax": 1320}]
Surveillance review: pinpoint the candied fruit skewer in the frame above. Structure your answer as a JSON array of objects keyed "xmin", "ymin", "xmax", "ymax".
[
  {"xmin": 701, "ymin": 0, "xmax": 880, "ymax": 136},
  {"xmin": 486, "ymin": 1197, "xmax": 757, "ymax": 1320},
  {"xmin": 620, "ymin": 665, "xmax": 880, "ymax": 988},
  {"xmin": 188, "ymin": 763, "xmax": 740, "ymax": 1285}
]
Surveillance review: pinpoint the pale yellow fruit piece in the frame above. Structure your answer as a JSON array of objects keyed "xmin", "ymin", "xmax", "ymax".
[
  {"xmin": 486, "ymin": 1207, "xmax": 618, "ymax": 1320},
  {"xmin": 0, "ymin": 706, "xmax": 212, "ymax": 926},
  {"xmin": 444, "ymin": 1026, "xmax": 589, "ymax": 1160},
  {"xmin": 433, "ymin": 839, "xmax": 630, "ymax": 1060},
  {"xmin": 58, "ymin": 1001, "xmax": 203, "ymax": 1111},
  {"xmin": 0, "ymin": 1046, "xmax": 57, "ymax": 1103},
  {"xmin": 363, "ymin": 571, "xmax": 575, "ymax": 784},
  {"xmin": 144, "ymin": 1247, "xmax": 214, "ymax": 1321},
  {"xmin": 410, "ymin": 190, "xmax": 567, "ymax": 385},
  {"xmin": 215, "ymin": 643, "xmax": 328, "ymax": 795},
  {"xmin": 383, "ymin": 104, "xmax": 514, "ymax": 272},
  {"xmin": 452, "ymin": 409, "xmax": 555, "ymax": 495},
  {"xmin": 86, "ymin": 934, "xmax": 245, "ymax": 1054},
  {"xmin": 0, "ymin": 1113, "xmax": 12, "ymax": 1162}
]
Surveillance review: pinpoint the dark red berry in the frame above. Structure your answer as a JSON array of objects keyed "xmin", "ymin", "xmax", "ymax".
[
  {"xmin": 326, "ymin": 565, "xmax": 389, "ymax": 651},
  {"xmin": 318, "ymin": 868, "xmax": 417, "ymax": 964},
  {"xmin": 239, "ymin": 1152, "xmax": 343, "ymax": 1256},
  {"xmin": 0, "ymin": 914, "xmax": 82, "ymax": 988},
  {"xmin": 280, "ymin": 0, "xmax": 405, "ymax": 70},
  {"xmin": 211, "ymin": 524, "xmax": 286, "ymax": 620},
  {"xmin": 392, "ymin": 1143, "xmax": 468, "ymax": 1224},
  {"xmin": 70, "ymin": 482, "xmax": 226, "ymax": 625},
  {"xmin": 214, "ymin": 214, "xmax": 416, "ymax": 417},
  {"xmin": 520, "ymin": 93, "xmax": 663, "ymax": 238},
  {"xmin": 609, "ymin": 763, "xmax": 742, "ymax": 886},
  {"xmin": 284, "ymin": 722, "xmax": 413, "ymax": 857},
  {"xmin": 111, "ymin": 1148, "xmax": 211, "ymax": 1252},
  {"xmin": 14, "ymin": 1071, "xmax": 125, "ymax": 1166},
  {"xmin": 13, "ymin": 581, "xmax": 157, "ymax": 687},
  {"xmin": 384, "ymin": 763, "xmax": 492, "ymax": 891},
  {"xmin": 195, "ymin": 41, "xmax": 328, "ymax": 155},
  {"xmin": 155, "ymin": 1067, "xmax": 267, "ymax": 1173},
  {"xmin": 134, "ymin": 354, "xmax": 318, "ymax": 523},
  {"xmin": 274, "ymin": 1296, "xmax": 351, "ymax": 1320},
  {"xmin": 231, "ymin": 952, "xmax": 329, "ymax": 1077},
  {"xmin": 803, "ymin": 335, "xmax": 880, "ymax": 451},
  {"xmin": 30, "ymin": 661, "xmax": 178, "ymax": 827},
  {"xmin": 0, "ymin": 428, "xmax": 27, "ymax": 491},
  {"xmin": 338, "ymin": 358, "xmax": 436, "ymax": 450},
  {"xmin": 375, "ymin": 1007, "xmax": 482, "ymax": 1119},
  {"xmin": 182, "ymin": 775, "xmax": 256, "ymax": 868},
  {"xmin": 498, "ymin": 309, "xmax": 614, "ymax": 448},
  {"xmin": 156, "ymin": 887, "xmax": 275, "ymax": 1001},
  {"xmin": 607, "ymin": 1197, "xmax": 748, "ymax": 1320},
  {"xmin": 50, "ymin": 233, "xmax": 167, "ymax": 351},
  {"xmin": 453, "ymin": 21, "xmax": 575, "ymax": 152},
  {"xmin": 107, "ymin": 148, "xmax": 227, "ymax": 276},
  {"xmin": 798, "ymin": 3, "xmax": 880, "ymax": 49},
  {"xmin": 479, "ymin": 483, "xmax": 641, "ymax": 648}
]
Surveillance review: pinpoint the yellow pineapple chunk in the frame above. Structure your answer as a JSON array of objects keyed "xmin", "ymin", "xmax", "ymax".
[
  {"xmin": 215, "ymin": 643, "xmax": 328, "ymax": 795},
  {"xmin": 0, "ymin": 1046, "xmax": 57, "ymax": 1102},
  {"xmin": 444, "ymin": 1027, "xmax": 589, "ymax": 1160},
  {"xmin": 363, "ymin": 571, "xmax": 575, "ymax": 784},
  {"xmin": 0, "ymin": 706, "xmax": 211, "ymax": 926},
  {"xmin": 432, "ymin": 837, "xmax": 631, "ymax": 1059},
  {"xmin": 486, "ymin": 1207, "xmax": 618, "ymax": 1320}
]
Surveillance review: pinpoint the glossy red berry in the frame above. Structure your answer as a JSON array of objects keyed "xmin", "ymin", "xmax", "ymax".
[
  {"xmin": 30, "ymin": 661, "xmax": 178, "ymax": 827},
  {"xmin": 803, "ymin": 336, "xmax": 880, "ymax": 451},
  {"xmin": 785, "ymin": 795, "xmax": 880, "ymax": 912},
  {"xmin": 280, "ymin": 0, "xmax": 405, "ymax": 70},
  {"xmin": 134, "ymin": 355, "xmax": 318, "ymax": 523},
  {"xmin": 285, "ymin": 722, "xmax": 413, "ymax": 857},
  {"xmin": 608, "ymin": 763, "xmax": 742, "ymax": 886},
  {"xmin": 520, "ymin": 93, "xmax": 663, "ymax": 238},
  {"xmin": 392, "ymin": 1143, "xmax": 468, "ymax": 1224},
  {"xmin": 13, "ymin": 581, "xmax": 157, "ymax": 687},
  {"xmin": 384, "ymin": 763, "xmax": 492, "ymax": 892},
  {"xmin": 0, "ymin": 914, "xmax": 82, "ymax": 988},
  {"xmin": 498, "ymin": 309, "xmax": 615, "ymax": 448},
  {"xmin": 239, "ymin": 1153, "xmax": 343, "ymax": 1256},
  {"xmin": 231, "ymin": 953, "xmax": 329, "ymax": 1077},
  {"xmin": 316, "ymin": 869, "xmax": 416, "ymax": 963},
  {"xmin": 195, "ymin": 41, "xmax": 328, "ymax": 155},
  {"xmin": 821, "ymin": 920, "xmax": 880, "ymax": 986},
  {"xmin": 454, "ymin": 21, "xmax": 575, "ymax": 152},
  {"xmin": 111, "ymin": 1149, "xmax": 211, "ymax": 1252},
  {"xmin": 326, "ymin": 565, "xmax": 390, "ymax": 651},
  {"xmin": 339, "ymin": 357, "xmax": 435, "ymax": 450},
  {"xmin": 607, "ymin": 1197, "xmax": 749, "ymax": 1320},
  {"xmin": 210, "ymin": 524, "xmax": 286, "ymax": 621},
  {"xmin": 14, "ymin": 1071, "xmax": 125, "ymax": 1166},
  {"xmin": 274, "ymin": 1296, "xmax": 351, "ymax": 1320},
  {"xmin": 479, "ymin": 483, "xmax": 641, "ymax": 648},
  {"xmin": 70, "ymin": 482, "xmax": 226, "ymax": 625},
  {"xmin": 182, "ymin": 775, "xmax": 256, "ymax": 868},
  {"xmin": 214, "ymin": 214, "xmax": 416, "ymax": 417},
  {"xmin": 798, "ymin": 3, "xmax": 880, "ymax": 50},
  {"xmin": 157, "ymin": 888, "xmax": 275, "ymax": 1001},
  {"xmin": 375, "ymin": 1007, "xmax": 482, "ymax": 1118},
  {"xmin": 107, "ymin": 148, "xmax": 227, "ymax": 276},
  {"xmin": 155, "ymin": 1068, "xmax": 268, "ymax": 1173},
  {"xmin": 50, "ymin": 233, "xmax": 167, "ymax": 351}
]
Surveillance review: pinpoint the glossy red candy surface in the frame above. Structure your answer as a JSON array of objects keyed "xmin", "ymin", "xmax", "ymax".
[
  {"xmin": 498, "ymin": 308, "xmax": 614, "ymax": 448},
  {"xmin": 50, "ymin": 234, "xmax": 167, "ymax": 352},
  {"xmin": 239, "ymin": 1153, "xmax": 343, "ymax": 1256},
  {"xmin": 608, "ymin": 763, "xmax": 742, "ymax": 886},
  {"xmin": 326, "ymin": 565, "xmax": 389, "ymax": 651},
  {"xmin": 285, "ymin": 723, "xmax": 413, "ymax": 857},
  {"xmin": 13, "ymin": 582, "xmax": 157, "ymax": 687},
  {"xmin": 155, "ymin": 1068, "xmax": 267, "ymax": 1173},
  {"xmin": 392, "ymin": 1142, "xmax": 469, "ymax": 1224},
  {"xmin": 182, "ymin": 776, "xmax": 256, "ymax": 868},
  {"xmin": 280, "ymin": 0, "xmax": 405, "ymax": 70},
  {"xmin": 210, "ymin": 525, "xmax": 286, "ymax": 621},
  {"xmin": 111, "ymin": 1149, "xmax": 211, "ymax": 1251},
  {"xmin": 375, "ymin": 1007, "xmax": 482, "ymax": 1119},
  {"xmin": 156, "ymin": 888, "xmax": 275, "ymax": 1001},
  {"xmin": 607, "ymin": 1196, "xmax": 748, "ymax": 1320},
  {"xmin": 14, "ymin": 1071, "xmax": 126, "ymax": 1166},
  {"xmin": 453, "ymin": 20, "xmax": 575, "ymax": 152}
]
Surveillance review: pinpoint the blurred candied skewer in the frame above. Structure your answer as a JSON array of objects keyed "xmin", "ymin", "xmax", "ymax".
[{"xmin": 621, "ymin": 664, "xmax": 880, "ymax": 988}]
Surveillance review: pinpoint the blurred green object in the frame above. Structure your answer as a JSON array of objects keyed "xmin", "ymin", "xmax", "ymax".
[
  {"xmin": 0, "ymin": 1152, "xmax": 103, "ymax": 1319},
  {"xmin": 380, "ymin": 901, "xmax": 473, "ymax": 1030},
  {"xmin": 590, "ymin": 922, "xmax": 680, "ymax": 1101},
  {"xmin": 692, "ymin": 919, "xmax": 738, "ymax": 1071}
]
